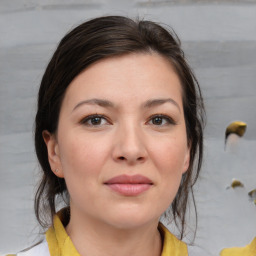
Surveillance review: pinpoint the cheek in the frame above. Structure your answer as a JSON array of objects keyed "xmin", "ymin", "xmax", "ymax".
[
  {"xmin": 58, "ymin": 132, "xmax": 110, "ymax": 177},
  {"xmin": 147, "ymin": 137, "xmax": 188, "ymax": 213},
  {"xmin": 57, "ymin": 133, "xmax": 110, "ymax": 205},
  {"xmin": 149, "ymin": 136, "xmax": 188, "ymax": 175}
]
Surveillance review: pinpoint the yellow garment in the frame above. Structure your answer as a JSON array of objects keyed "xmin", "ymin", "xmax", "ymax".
[
  {"xmin": 158, "ymin": 223, "xmax": 188, "ymax": 256},
  {"xmin": 220, "ymin": 237, "xmax": 256, "ymax": 256},
  {"xmin": 46, "ymin": 210, "xmax": 188, "ymax": 256}
]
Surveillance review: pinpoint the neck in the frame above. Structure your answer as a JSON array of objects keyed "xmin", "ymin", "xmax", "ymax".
[{"xmin": 65, "ymin": 210, "xmax": 162, "ymax": 256}]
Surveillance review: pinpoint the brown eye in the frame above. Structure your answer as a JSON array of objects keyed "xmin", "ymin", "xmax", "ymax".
[
  {"xmin": 80, "ymin": 115, "xmax": 109, "ymax": 126},
  {"xmin": 90, "ymin": 117, "xmax": 102, "ymax": 125},
  {"xmin": 152, "ymin": 117, "xmax": 164, "ymax": 125},
  {"xmin": 148, "ymin": 115, "xmax": 176, "ymax": 126}
]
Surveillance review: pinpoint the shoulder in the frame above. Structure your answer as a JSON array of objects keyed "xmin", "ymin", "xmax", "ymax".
[
  {"xmin": 220, "ymin": 237, "xmax": 256, "ymax": 256},
  {"xmin": 187, "ymin": 245, "xmax": 209, "ymax": 256},
  {"xmin": 16, "ymin": 240, "xmax": 50, "ymax": 256},
  {"xmin": 159, "ymin": 223, "xmax": 209, "ymax": 256}
]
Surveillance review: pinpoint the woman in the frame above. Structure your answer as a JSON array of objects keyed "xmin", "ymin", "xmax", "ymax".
[{"xmin": 11, "ymin": 16, "xmax": 205, "ymax": 256}]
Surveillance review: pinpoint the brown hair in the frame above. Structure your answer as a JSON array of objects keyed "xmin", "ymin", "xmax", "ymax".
[{"xmin": 34, "ymin": 15, "xmax": 205, "ymax": 239}]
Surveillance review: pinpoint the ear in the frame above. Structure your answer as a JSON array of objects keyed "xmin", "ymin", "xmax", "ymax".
[
  {"xmin": 42, "ymin": 130, "xmax": 64, "ymax": 178},
  {"xmin": 182, "ymin": 144, "xmax": 191, "ymax": 174}
]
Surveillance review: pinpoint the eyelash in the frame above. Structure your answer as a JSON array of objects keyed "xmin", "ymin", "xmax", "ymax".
[
  {"xmin": 147, "ymin": 114, "xmax": 176, "ymax": 126},
  {"xmin": 79, "ymin": 114, "xmax": 176, "ymax": 127},
  {"xmin": 79, "ymin": 114, "xmax": 111, "ymax": 126}
]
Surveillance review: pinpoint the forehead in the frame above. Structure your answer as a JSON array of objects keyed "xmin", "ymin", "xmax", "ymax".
[{"xmin": 61, "ymin": 53, "xmax": 183, "ymax": 110}]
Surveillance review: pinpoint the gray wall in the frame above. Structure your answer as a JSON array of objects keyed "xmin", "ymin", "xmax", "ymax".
[{"xmin": 1, "ymin": 1, "xmax": 256, "ymax": 255}]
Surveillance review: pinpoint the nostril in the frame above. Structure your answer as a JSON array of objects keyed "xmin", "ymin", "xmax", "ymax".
[{"xmin": 119, "ymin": 156, "xmax": 125, "ymax": 160}]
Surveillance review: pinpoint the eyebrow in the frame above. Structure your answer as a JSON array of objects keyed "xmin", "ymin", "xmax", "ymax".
[
  {"xmin": 73, "ymin": 98, "xmax": 180, "ymax": 112},
  {"xmin": 73, "ymin": 98, "xmax": 115, "ymax": 112},
  {"xmin": 143, "ymin": 98, "xmax": 181, "ymax": 112}
]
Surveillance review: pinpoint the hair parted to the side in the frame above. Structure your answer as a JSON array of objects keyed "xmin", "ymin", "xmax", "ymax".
[{"xmin": 34, "ymin": 15, "xmax": 205, "ymax": 239}]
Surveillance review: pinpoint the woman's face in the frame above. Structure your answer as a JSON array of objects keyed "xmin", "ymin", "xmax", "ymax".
[{"xmin": 44, "ymin": 53, "xmax": 190, "ymax": 229}]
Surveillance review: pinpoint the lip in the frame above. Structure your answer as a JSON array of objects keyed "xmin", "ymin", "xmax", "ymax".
[{"xmin": 104, "ymin": 175, "xmax": 153, "ymax": 196}]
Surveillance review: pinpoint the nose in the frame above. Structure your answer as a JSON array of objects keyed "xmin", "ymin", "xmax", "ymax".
[{"xmin": 112, "ymin": 123, "xmax": 147, "ymax": 165}]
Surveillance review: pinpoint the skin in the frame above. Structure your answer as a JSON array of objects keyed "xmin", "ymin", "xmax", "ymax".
[{"xmin": 43, "ymin": 53, "xmax": 190, "ymax": 256}]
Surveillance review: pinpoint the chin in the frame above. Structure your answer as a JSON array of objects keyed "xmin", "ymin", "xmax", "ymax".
[{"xmin": 104, "ymin": 209, "xmax": 159, "ymax": 230}]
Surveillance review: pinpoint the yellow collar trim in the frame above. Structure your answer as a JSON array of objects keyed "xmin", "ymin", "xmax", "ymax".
[
  {"xmin": 46, "ymin": 210, "xmax": 79, "ymax": 256},
  {"xmin": 158, "ymin": 223, "xmax": 188, "ymax": 256},
  {"xmin": 220, "ymin": 237, "xmax": 256, "ymax": 256},
  {"xmin": 46, "ymin": 210, "xmax": 188, "ymax": 256}
]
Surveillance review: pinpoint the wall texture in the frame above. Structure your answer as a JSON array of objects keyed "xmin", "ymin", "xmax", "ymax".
[{"xmin": 0, "ymin": 1, "xmax": 256, "ymax": 255}]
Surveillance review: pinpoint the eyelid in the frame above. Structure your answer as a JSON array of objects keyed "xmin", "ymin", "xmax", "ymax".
[
  {"xmin": 146, "ymin": 114, "xmax": 177, "ymax": 125},
  {"xmin": 79, "ymin": 114, "xmax": 112, "ymax": 126}
]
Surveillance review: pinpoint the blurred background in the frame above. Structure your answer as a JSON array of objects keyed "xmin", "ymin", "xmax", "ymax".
[{"xmin": 0, "ymin": 0, "xmax": 256, "ymax": 255}]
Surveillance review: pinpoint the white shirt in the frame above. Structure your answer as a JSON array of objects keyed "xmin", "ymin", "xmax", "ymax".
[
  {"xmin": 16, "ymin": 241, "xmax": 50, "ymax": 256},
  {"xmin": 6, "ymin": 241, "xmax": 207, "ymax": 256}
]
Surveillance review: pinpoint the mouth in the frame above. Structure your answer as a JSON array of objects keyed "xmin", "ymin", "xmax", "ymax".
[{"xmin": 104, "ymin": 174, "xmax": 153, "ymax": 196}]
